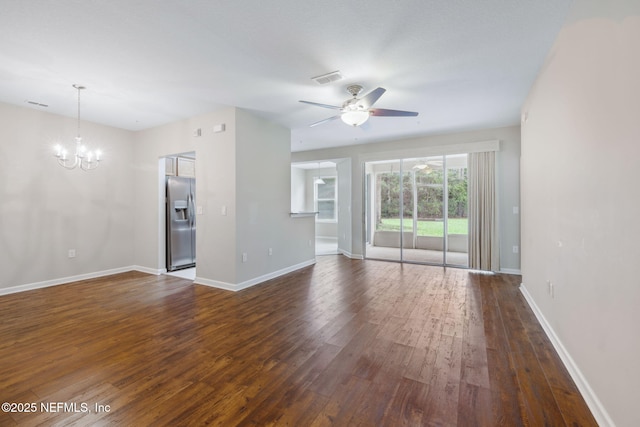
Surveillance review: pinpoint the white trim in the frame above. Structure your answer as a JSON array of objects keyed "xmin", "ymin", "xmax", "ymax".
[
  {"xmin": 0, "ymin": 266, "xmax": 136, "ymax": 296},
  {"xmin": 358, "ymin": 139, "xmax": 500, "ymax": 163},
  {"xmin": 519, "ymin": 284, "xmax": 615, "ymax": 427},
  {"xmin": 132, "ymin": 265, "xmax": 165, "ymax": 275},
  {"xmin": 0, "ymin": 261, "xmax": 318, "ymax": 297},
  {"xmin": 193, "ymin": 277, "xmax": 238, "ymax": 291},
  {"xmin": 339, "ymin": 249, "xmax": 364, "ymax": 260},
  {"xmin": 194, "ymin": 259, "xmax": 316, "ymax": 292},
  {"xmin": 499, "ymin": 268, "xmax": 522, "ymax": 275}
]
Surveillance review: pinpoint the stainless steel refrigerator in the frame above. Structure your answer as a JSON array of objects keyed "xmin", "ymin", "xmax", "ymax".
[{"xmin": 166, "ymin": 176, "xmax": 196, "ymax": 271}]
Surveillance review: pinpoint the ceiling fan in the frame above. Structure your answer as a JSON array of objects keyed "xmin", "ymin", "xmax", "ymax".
[
  {"xmin": 408, "ymin": 158, "xmax": 443, "ymax": 175},
  {"xmin": 413, "ymin": 159, "xmax": 443, "ymax": 171},
  {"xmin": 299, "ymin": 84, "xmax": 418, "ymax": 127}
]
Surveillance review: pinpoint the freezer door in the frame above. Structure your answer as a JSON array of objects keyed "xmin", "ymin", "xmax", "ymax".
[{"xmin": 189, "ymin": 179, "xmax": 196, "ymax": 263}]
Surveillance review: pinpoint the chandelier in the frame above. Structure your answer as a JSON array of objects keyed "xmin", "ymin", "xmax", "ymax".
[{"xmin": 54, "ymin": 84, "xmax": 102, "ymax": 171}]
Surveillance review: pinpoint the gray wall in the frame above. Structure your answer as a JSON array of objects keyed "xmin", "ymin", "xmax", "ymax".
[
  {"xmin": 234, "ymin": 109, "xmax": 315, "ymax": 284},
  {"xmin": 336, "ymin": 158, "xmax": 353, "ymax": 256},
  {"xmin": 290, "ymin": 167, "xmax": 306, "ymax": 212},
  {"xmin": 0, "ymin": 102, "xmax": 134, "ymax": 291},
  {"xmin": 1, "ymin": 104, "xmax": 314, "ymax": 292},
  {"xmin": 133, "ymin": 107, "xmax": 315, "ymax": 288},
  {"xmin": 520, "ymin": 1, "xmax": 640, "ymax": 425},
  {"xmin": 292, "ymin": 125, "xmax": 522, "ymax": 272},
  {"xmin": 131, "ymin": 107, "xmax": 201, "ymax": 273}
]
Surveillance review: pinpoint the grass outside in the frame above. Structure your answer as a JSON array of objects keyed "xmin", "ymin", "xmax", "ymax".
[{"xmin": 377, "ymin": 217, "xmax": 468, "ymax": 236}]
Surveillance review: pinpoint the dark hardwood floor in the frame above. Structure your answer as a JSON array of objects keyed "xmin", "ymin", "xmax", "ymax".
[{"xmin": 0, "ymin": 256, "xmax": 596, "ymax": 426}]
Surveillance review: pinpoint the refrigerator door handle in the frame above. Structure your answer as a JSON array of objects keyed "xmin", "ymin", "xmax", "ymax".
[{"xmin": 188, "ymin": 192, "xmax": 195, "ymax": 226}]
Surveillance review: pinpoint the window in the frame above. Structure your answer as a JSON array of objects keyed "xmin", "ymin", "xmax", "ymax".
[{"xmin": 315, "ymin": 177, "xmax": 337, "ymax": 221}]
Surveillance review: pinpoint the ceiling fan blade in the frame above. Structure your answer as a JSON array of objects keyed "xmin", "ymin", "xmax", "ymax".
[
  {"xmin": 359, "ymin": 120, "xmax": 372, "ymax": 131},
  {"xmin": 299, "ymin": 100, "xmax": 342, "ymax": 110},
  {"xmin": 370, "ymin": 108, "xmax": 419, "ymax": 117},
  {"xmin": 359, "ymin": 87, "xmax": 386, "ymax": 108},
  {"xmin": 309, "ymin": 115, "xmax": 341, "ymax": 127}
]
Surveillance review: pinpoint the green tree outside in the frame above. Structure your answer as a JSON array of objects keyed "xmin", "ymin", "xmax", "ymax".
[{"xmin": 376, "ymin": 166, "xmax": 468, "ymax": 236}]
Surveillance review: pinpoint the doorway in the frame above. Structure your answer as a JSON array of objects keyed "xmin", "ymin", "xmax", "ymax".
[
  {"xmin": 364, "ymin": 154, "xmax": 468, "ymax": 267},
  {"xmin": 291, "ymin": 160, "xmax": 343, "ymax": 256},
  {"xmin": 162, "ymin": 152, "xmax": 197, "ymax": 280}
]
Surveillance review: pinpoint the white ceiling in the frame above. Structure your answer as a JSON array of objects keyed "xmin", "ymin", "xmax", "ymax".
[{"xmin": 0, "ymin": 0, "xmax": 572, "ymax": 152}]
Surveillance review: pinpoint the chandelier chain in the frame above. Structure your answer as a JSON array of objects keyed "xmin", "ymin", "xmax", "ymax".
[{"xmin": 77, "ymin": 85, "xmax": 81, "ymax": 138}]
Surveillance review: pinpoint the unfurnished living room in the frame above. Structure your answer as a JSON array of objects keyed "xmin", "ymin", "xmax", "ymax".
[{"xmin": 0, "ymin": 1, "xmax": 638, "ymax": 426}]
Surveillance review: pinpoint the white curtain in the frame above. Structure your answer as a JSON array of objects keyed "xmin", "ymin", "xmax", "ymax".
[{"xmin": 468, "ymin": 151, "xmax": 499, "ymax": 271}]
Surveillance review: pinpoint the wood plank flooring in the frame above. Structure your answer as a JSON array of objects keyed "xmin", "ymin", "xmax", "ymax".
[{"xmin": 0, "ymin": 256, "xmax": 597, "ymax": 426}]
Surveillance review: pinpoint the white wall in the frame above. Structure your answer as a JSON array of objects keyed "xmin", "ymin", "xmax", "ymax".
[
  {"xmin": 520, "ymin": 2, "xmax": 640, "ymax": 425},
  {"xmin": 0, "ymin": 102, "xmax": 134, "ymax": 291},
  {"xmin": 292, "ymin": 125, "xmax": 521, "ymax": 271}
]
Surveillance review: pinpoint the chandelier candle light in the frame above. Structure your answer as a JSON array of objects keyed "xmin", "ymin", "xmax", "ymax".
[{"xmin": 54, "ymin": 84, "xmax": 102, "ymax": 171}]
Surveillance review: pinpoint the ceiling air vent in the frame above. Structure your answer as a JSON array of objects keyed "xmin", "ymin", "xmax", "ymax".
[
  {"xmin": 26, "ymin": 100, "xmax": 48, "ymax": 107},
  {"xmin": 311, "ymin": 70, "xmax": 343, "ymax": 85}
]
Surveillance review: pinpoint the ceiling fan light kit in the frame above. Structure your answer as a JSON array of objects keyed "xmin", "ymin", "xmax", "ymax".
[
  {"xmin": 300, "ymin": 84, "xmax": 418, "ymax": 128},
  {"xmin": 341, "ymin": 109, "xmax": 370, "ymax": 127}
]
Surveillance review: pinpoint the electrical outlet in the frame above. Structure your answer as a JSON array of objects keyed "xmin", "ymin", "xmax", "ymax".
[
  {"xmin": 68, "ymin": 249, "xmax": 76, "ymax": 258},
  {"xmin": 242, "ymin": 253, "xmax": 247, "ymax": 263},
  {"xmin": 268, "ymin": 248, "xmax": 273, "ymax": 256},
  {"xmin": 512, "ymin": 245, "xmax": 519, "ymax": 254}
]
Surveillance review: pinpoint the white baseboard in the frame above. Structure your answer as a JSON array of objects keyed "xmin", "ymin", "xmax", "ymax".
[
  {"xmin": 519, "ymin": 284, "xmax": 614, "ymax": 427},
  {"xmin": 0, "ymin": 266, "xmax": 136, "ymax": 296},
  {"xmin": 132, "ymin": 265, "xmax": 164, "ymax": 275},
  {"xmin": 194, "ymin": 259, "xmax": 316, "ymax": 292},
  {"xmin": 0, "ymin": 260, "xmax": 317, "ymax": 297},
  {"xmin": 338, "ymin": 249, "xmax": 364, "ymax": 260},
  {"xmin": 500, "ymin": 268, "xmax": 522, "ymax": 275}
]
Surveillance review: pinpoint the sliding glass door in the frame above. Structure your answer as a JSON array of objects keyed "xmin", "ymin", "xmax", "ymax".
[
  {"xmin": 368, "ymin": 160, "xmax": 402, "ymax": 261},
  {"xmin": 364, "ymin": 154, "xmax": 468, "ymax": 267},
  {"xmin": 405, "ymin": 156, "xmax": 445, "ymax": 264},
  {"xmin": 445, "ymin": 154, "xmax": 468, "ymax": 266}
]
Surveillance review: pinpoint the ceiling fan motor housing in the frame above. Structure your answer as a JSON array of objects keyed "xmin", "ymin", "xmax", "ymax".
[
  {"xmin": 346, "ymin": 84, "xmax": 364, "ymax": 97},
  {"xmin": 342, "ymin": 97, "xmax": 366, "ymax": 110}
]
